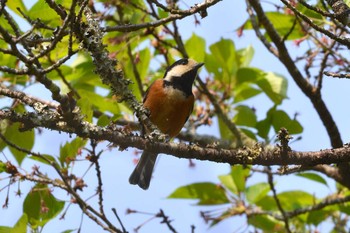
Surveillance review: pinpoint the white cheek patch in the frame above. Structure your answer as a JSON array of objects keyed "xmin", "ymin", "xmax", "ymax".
[
  {"xmin": 163, "ymin": 59, "xmax": 200, "ymax": 82},
  {"xmin": 164, "ymin": 65, "xmax": 191, "ymax": 82}
]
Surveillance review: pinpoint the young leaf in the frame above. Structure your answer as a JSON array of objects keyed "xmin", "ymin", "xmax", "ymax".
[
  {"xmin": 23, "ymin": 184, "xmax": 65, "ymax": 229},
  {"xmin": 218, "ymin": 174, "xmax": 238, "ymax": 195},
  {"xmin": 296, "ymin": 172, "xmax": 328, "ymax": 186},
  {"xmin": 185, "ymin": 33, "xmax": 206, "ymax": 62},
  {"xmin": 236, "ymin": 45, "xmax": 254, "ymax": 67},
  {"xmin": 276, "ymin": 190, "xmax": 315, "ymax": 211},
  {"xmin": 4, "ymin": 122, "xmax": 34, "ymax": 165},
  {"xmin": 245, "ymin": 182, "xmax": 270, "ymax": 204},
  {"xmin": 270, "ymin": 109, "xmax": 303, "ymax": 135},
  {"xmin": 208, "ymin": 39, "xmax": 237, "ymax": 83},
  {"xmin": 77, "ymin": 97, "xmax": 93, "ymax": 122},
  {"xmin": 231, "ymin": 165, "xmax": 250, "ymax": 193},
  {"xmin": 0, "ymin": 226, "xmax": 12, "ymax": 233},
  {"xmin": 256, "ymin": 72, "xmax": 288, "ymax": 105},
  {"xmin": 12, "ymin": 214, "xmax": 28, "ymax": 233},
  {"xmin": 233, "ymin": 105, "xmax": 257, "ymax": 127},
  {"xmin": 6, "ymin": 0, "xmax": 27, "ymax": 17},
  {"xmin": 168, "ymin": 182, "xmax": 229, "ymax": 205},
  {"xmin": 236, "ymin": 67, "xmax": 263, "ymax": 84},
  {"xmin": 28, "ymin": 0, "xmax": 62, "ymax": 27},
  {"xmin": 306, "ymin": 209, "xmax": 333, "ymax": 226},
  {"xmin": 248, "ymin": 215, "xmax": 285, "ymax": 232},
  {"xmin": 59, "ymin": 138, "xmax": 87, "ymax": 166},
  {"xmin": 233, "ymin": 83, "xmax": 262, "ymax": 103},
  {"xmin": 242, "ymin": 12, "xmax": 306, "ymax": 40}
]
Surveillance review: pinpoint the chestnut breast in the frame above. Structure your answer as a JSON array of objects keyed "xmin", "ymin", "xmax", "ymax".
[{"xmin": 143, "ymin": 79, "xmax": 194, "ymax": 138}]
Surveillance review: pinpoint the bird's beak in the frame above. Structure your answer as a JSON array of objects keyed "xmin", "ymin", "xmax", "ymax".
[{"xmin": 195, "ymin": 62, "xmax": 205, "ymax": 69}]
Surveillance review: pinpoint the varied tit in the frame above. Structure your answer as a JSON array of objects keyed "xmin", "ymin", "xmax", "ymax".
[{"xmin": 129, "ymin": 58, "xmax": 204, "ymax": 190}]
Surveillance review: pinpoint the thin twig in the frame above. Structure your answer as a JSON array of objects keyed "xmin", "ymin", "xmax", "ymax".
[{"xmin": 266, "ymin": 167, "xmax": 292, "ymax": 233}]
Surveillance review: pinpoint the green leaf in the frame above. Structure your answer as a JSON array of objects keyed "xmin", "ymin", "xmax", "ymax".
[
  {"xmin": 276, "ymin": 190, "xmax": 315, "ymax": 211},
  {"xmin": 236, "ymin": 45, "xmax": 254, "ymax": 67},
  {"xmin": 231, "ymin": 165, "xmax": 250, "ymax": 193},
  {"xmin": 256, "ymin": 72, "xmax": 288, "ymax": 105},
  {"xmin": 233, "ymin": 83, "xmax": 262, "ymax": 103},
  {"xmin": 307, "ymin": 209, "xmax": 333, "ymax": 226},
  {"xmin": 233, "ymin": 105, "xmax": 257, "ymax": 127},
  {"xmin": 29, "ymin": 154, "xmax": 58, "ymax": 166},
  {"xmin": 12, "ymin": 214, "xmax": 28, "ymax": 233},
  {"xmin": 77, "ymin": 97, "xmax": 93, "ymax": 122},
  {"xmin": 242, "ymin": 12, "xmax": 306, "ymax": 40},
  {"xmin": 61, "ymin": 230, "xmax": 76, "ymax": 233},
  {"xmin": 207, "ymin": 39, "xmax": 237, "ymax": 83},
  {"xmin": 23, "ymin": 184, "xmax": 65, "ymax": 229},
  {"xmin": 0, "ymin": 214, "xmax": 27, "ymax": 233},
  {"xmin": 6, "ymin": 0, "xmax": 28, "ymax": 17},
  {"xmin": 218, "ymin": 117, "xmax": 233, "ymax": 140},
  {"xmin": 256, "ymin": 118, "xmax": 271, "ymax": 139},
  {"xmin": 168, "ymin": 182, "xmax": 229, "ymax": 205},
  {"xmin": 97, "ymin": 115, "xmax": 111, "ymax": 127},
  {"xmin": 4, "ymin": 122, "xmax": 34, "ymax": 165},
  {"xmin": 28, "ymin": 0, "xmax": 61, "ymax": 26},
  {"xmin": 236, "ymin": 67, "xmax": 263, "ymax": 84},
  {"xmin": 245, "ymin": 182, "xmax": 270, "ymax": 204},
  {"xmin": 59, "ymin": 138, "xmax": 87, "ymax": 166},
  {"xmin": 0, "ymin": 226, "xmax": 12, "ymax": 233},
  {"xmin": 0, "ymin": 161, "xmax": 6, "ymax": 173},
  {"xmin": 248, "ymin": 215, "xmax": 284, "ymax": 232},
  {"xmin": 78, "ymin": 90, "xmax": 120, "ymax": 115},
  {"xmin": 185, "ymin": 33, "xmax": 206, "ymax": 62},
  {"xmin": 269, "ymin": 109, "xmax": 303, "ymax": 134},
  {"xmin": 218, "ymin": 174, "xmax": 238, "ymax": 195},
  {"xmin": 296, "ymin": 172, "xmax": 328, "ymax": 186}
]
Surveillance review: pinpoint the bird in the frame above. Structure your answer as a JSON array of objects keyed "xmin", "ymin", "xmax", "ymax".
[{"xmin": 129, "ymin": 58, "xmax": 204, "ymax": 190}]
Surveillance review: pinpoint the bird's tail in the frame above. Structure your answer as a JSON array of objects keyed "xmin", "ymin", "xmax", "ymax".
[{"xmin": 129, "ymin": 151, "xmax": 158, "ymax": 190}]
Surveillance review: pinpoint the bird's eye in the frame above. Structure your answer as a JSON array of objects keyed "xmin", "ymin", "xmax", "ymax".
[{"xmin": 181, "ymin": 59, "xmax": 188, "ymax": 65}]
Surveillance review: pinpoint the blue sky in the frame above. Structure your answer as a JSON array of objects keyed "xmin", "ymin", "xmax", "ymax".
[{"xmin": 1, "ymin": 0, "xmax": 350, "ymax": 232}]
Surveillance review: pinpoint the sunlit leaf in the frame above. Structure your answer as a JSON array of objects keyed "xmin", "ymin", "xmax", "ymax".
[
  {"xmin": 6, "ymin": 0, "xmax": 28, "ymax": 17},
  {"xmin": 276, "ymin": 190, "xmax": 315, "ymax": 211},
  {"xmin": 28, "ymin": 0, "xmax": 62, "ymax": 26},
  {"xmin": 168, "ymin": 182, "xmax": 229, "ymax": 205},
  {"xmin": 269, "ymin": 109, "xmax": 303, "ymax": 134},
  {"xmin": 59, "ymin": 137, "xmax": 87, "ymax": 166},
  {"xmin": 236, "ymin": 67, "xmax": 263, "ymax": 84},
  {"xmin": 245, "ymin": 182, "xmax": 270, "ymax": 204},
  {"xmin": 185, "ymin": 33, "xmax": 206, "ymax": 62},
  {"xmin": 231, "ymin": 165, "xmax": 250, "ymax": 193},
  {"xmin": 248, "ymin": 215, "xmax": 284, "ymax": 232},
  {"xmin": 77, "ymin": 97, "xmax": 93, "ymax": 122},
  {"xmin": 78, "ymin": 90, "xmax": 120, "ymax": 115},
  {"xmin": 242, "ymin": 12, "xmax": 306, "ymax": 40},
  {"xmin": 237, "ymin": 45, "xmax": 254, "ymax": 67},
  {"xmin": 256, "ymin": 72, "xmax": 288, "ymax": 105},
  {"xmin": 296, "ymin": 172, "xmax": 328, "ymax": 186},
  {"xmin": 208, "ymin": 39, "xmax": 237, "ymax": 83},
  {"xmin": 233, "ymin": 105, "xmax": 257, "ymax": 127},
  {"xmin": 4, "ymin": 122, "xmax": 34, "ymax": 165},
  {"xmin": 218, "ymin": 174, "xmax": 238, "ymax": 195},
  {"xmin": 29, "ymin": 154, "xmax": 58, "ymax": 166},
  {"xmin": 233, "ymin": 83, "xmax": 262, "ymax": 103},
  {"xmin": 11, "ymin": 214, "xmax": 28, "ymax": 233}
]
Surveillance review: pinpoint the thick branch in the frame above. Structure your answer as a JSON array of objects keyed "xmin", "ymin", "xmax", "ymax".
[{"xmin": 2, "ymin": 109, "xmax": 350, "ymax": 167}]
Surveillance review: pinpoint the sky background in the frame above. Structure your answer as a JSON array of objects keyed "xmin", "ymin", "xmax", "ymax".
[{"xmin": 1, "ymin": 0, "xmax": 350, "ymax": 232}]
